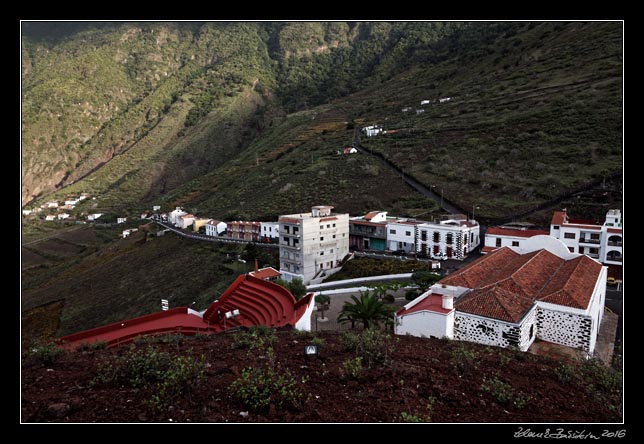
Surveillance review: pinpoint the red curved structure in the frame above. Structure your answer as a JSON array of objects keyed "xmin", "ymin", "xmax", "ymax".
[{"xmin": 58, "ymin": 274, "xmax": 314, "ymax": 350}]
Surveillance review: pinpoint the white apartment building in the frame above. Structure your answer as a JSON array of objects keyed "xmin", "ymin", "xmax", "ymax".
[
  {"xmin": 278, "ymin": 205, "xmax": 350, "ymax": 284},
  {"xmin": 386, "ymin": 220, "xmax": 419, "ymax": 253},
  {"xmin": 550, "ymin": 209, "xmax": 622, "ymax": 267},
  {"xmin": 416, "ymin": 217, "xmax": 480, "ymax": 260},
  {"xmin": 168, "ymin": 207, "xmax": 187, "ymax": 226},
  {"xmin": 260, "ymin": 222, "xmax": 280, "ymax": 241}
]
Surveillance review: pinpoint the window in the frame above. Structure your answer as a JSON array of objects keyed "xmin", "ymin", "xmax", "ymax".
[
  {"xmin": 333, "ymin": 234, "xmax": 336, "ymax": 238},
  {"xmin": 320, "ymin": 237, "xmax": 324, "ymax": 241},
  {"xmin": 579, "ymin": 246, "xmax": 584, "ymax": 253},
  {"xmin": 433, "ymin": 232, "xmax": 440, "ymax": 242},
  {"xmin": 405, "ymin": 231, "xmax": 411, "ymax": 236},
  {"xmin": 568, "ymin": 247, "xmax": 574, "ymax": 252},
  {"xmin": 446, "ymin": 233, "xmax": 453, "ymax": 245},
  {"xmin": 591, "ymin": 233, "xmax": 600, "ymax": 240},
  {"xmin": 496, "ymin": 238, "xmax": 502, "ymax": 247},
  {"xmin": 320, "ymin": 225, "xmax": 324, "ymax": 230},
  {"xmin": 421, "ymin": 230, "xmax": 427, "ymax": 241},
  {"xmin": 470, "ymin": 232, "xmax": 474, "ymax": 243},
  {"xmin": 512, "ymin": 241, "xmax": 520, "ymax": 247},
  {"xmin": 330, "ymin": 249, "xmax": 334, "ymax": 253},
  {"xmin": 564, "ymin": 232, "xmax": 576, "ymax": 239},
  {"xmin": 333, "ymin": 223, "xmax": 336, "ymax": 227},
  {"xmin": 320, "ymin": 251, "xmax": 324, "ymax": 256},
  {"xmin": 390, "ymin": 229, "xmax": 396, "ymax": 234},
  {"xmin": 553, "ymin": 225, "xmax": 560, "ymax": 230},
  {"xmin": 293, "ymin": 239, "xmax": 299, "ymax": 246},
  {"xmin": 589, "ymin": 248, "xmax": 599, "ymax": 254},
  {"xmin": 342, "ymin": 233, "xmax": 345, "ymax": 237},
  {"xmin": 327, "ymin": 224, "xmax": 331, "ymax": 228},
  {"xmin": 293, "ymin": 227, "xmax": 298, "ymax": 234}
]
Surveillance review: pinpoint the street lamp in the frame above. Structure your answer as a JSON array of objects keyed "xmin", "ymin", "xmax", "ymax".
[
  {"xmin": 472, "ymin": 205, "xmax": 480, "ymax": 221},
  {"xmin": 224, "ymin": 309, "xmax": 240, "ymax": 330}
]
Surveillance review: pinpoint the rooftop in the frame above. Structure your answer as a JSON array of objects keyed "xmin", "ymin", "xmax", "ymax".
[
  {"xmin": 439, "ymin": 247, "xmax": 603, "ymax": 323},
  {"xmin": 396, "ymin": 293, "xmax": 452, "ymax": 316},
  {"xmin": 486, "ymin": 226, "xmax": 549, "ymax": 238},
  {"xmin": 249, "ymin": 267, "xmax": 282, "ymax": 280}
]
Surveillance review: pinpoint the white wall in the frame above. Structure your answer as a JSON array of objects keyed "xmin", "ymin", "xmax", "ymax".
[
  {"xmin": 454, "ymin": 312, "xmax": 528, "ymax": 350},
  {"xmin": 396, "ymin": 310, "xmax": 454, "ymax": 339},
  {"xmin": 294, "ymin": 296, "xmax": 316, "ymax": 332},
  {"xmin": 417, "ymin": 222, "xmax": 480, "ymax": 259},
  {"xmin": 261, "ymin": 222, "xmax": 280, "ymax": 239},
  {"xmin": 386, "ymin": 222, "xmax": 416, "ymax": 252}
]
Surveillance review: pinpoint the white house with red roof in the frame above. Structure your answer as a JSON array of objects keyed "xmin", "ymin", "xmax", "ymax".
[
  {"xmin": 550, "ymin": 209, "xmax": 622, "ymax": 269},
  {"xmin": 483, "ymin": 225, "xmax": 549, "ymax": 254},
  {"xmin": 205, "ymin": 220, "xmax": 227, "ymax": 237},
  {"xmin": 395, "ymin": 236, "xmax": 607, "ymax": 355}
]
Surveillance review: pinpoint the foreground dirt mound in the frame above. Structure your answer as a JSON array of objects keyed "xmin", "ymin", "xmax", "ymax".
[{"xmin": 21, "ymin": 329, "xmax": 622, "ymax": 423}]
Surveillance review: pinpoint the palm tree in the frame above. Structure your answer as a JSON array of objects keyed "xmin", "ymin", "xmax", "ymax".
[{"xmin": 337, "ymin": 292, "xmax": 394, "ymax": 329}]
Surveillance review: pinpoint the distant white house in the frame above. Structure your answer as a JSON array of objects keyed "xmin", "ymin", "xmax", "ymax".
[
  {"xmin": 260, "ymin": 222, "xmax": 280, "ymax": 241},
  {"xmin": 141, "ymin": 212, "xmax": 149, "ymax": 219},
  {"xmin": 46, "ymin": 201, "xmax": 58, "ymax": 208},
  {"xmin": 153, "ymin": 205, "xmax": 161, "ymax": 211},
  {"xmin": 420, "ymin": 99, "xmax": 431, "ymax": 105},
  {"xmin": 205, "ymin": 220, "xmax": 227, "ymax": 237},
  {"xmin": 22, "ymin": 209, "xmax": 32, "ymax": 216},
  {"xmin": 57, "ymin": 213, "xmax": 70, "ymax": 220},
  {"xmin": 45, "ymin": 215, "xmax": 55, "ymax": 221},
  {"xmin": 362, "ymin": 125, "xmax": 383, "ymax": 137},
  {"xmin": 439, "ymin": 97, "xmax": 452, "ymax": 103},
  {"xmin": 343, "ymin": 146, "xmax": 358, "ymax": 155},
  {"xmin": 177, "ymin": 214, "xmax": 195, "ymax": 229},
  {"xmin": 122, "ymin": 228, "xmax": 139, "ymax": 238},
  {"xmin": 168, "ymin": 207, "xmax": 187, "ymax": 226},
  {"xmin": 65, "ymin": 198, "xmax": 80, "ymax": 206},
  {"xmin": 415, "ymin": 109, "xmax": 425, "ymax": 114},
  {"xmin": 87, "ymin": 213, "xmax": 103, "ymax": 221},
  {"xmin": 78, "ymin": 194, "xmax": 88, "ymax": 201},
  {"xmin": 117, "ymin": 217, "xmax": 127, "ymax": 224},
  {"xmin": 402, "ymin": 107, "xmax": 412, "ymax": 112}
]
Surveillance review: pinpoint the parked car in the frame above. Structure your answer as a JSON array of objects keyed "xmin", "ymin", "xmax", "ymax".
[{"xmin": 606, "ymin": 277, "xmax": 617, "ymax": 286}]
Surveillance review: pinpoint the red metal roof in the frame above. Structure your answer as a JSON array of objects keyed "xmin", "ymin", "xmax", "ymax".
[
  {"xmin": 607, "ymin": 228, "xmax": 622, "ymax": 234},
  {"xmin": 363, "ymin": 211, "xmax": 380, "ymax": 221},
  {"xmin": 439, "ymin": 247, "xmax": 602, "ymax": 323},
  {"xmin": 486, "ymin": 227, "xmax": 549, "ymax": 238},
  {"xmin": 279, "ymin": 217, "xmax": 300, "ymax": 224},
  {"xmin": 397, "ymin": 293, "xmax": 452, "ymax": 316}
]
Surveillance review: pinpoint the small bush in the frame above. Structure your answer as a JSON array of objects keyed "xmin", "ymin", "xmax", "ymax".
[
  {"xmin": 27, "ymin": 341, "xmax": 63, "ymax": 365},
  {"xmin": 341, "ymin": 329, "xmax": 394, "ymax": 368},
  {"xmin": 481, "ymin": 376, "xmax": 532, "ymax": 409},
  {"xmin": 311, "ymin": 336, "xmax": 326, "ymax": 347},
  {"xmin": 450, "ymin": 343, "xmax": 478, "ymax": 373},
  {"xmin": 230, "ymin": 366, "xmax": 303, "ymax": 412},
  {"xmin": 75, "ymin": 340, "xmax": 107, "ymax": 352},
  {"xmin": 231, "ymin": 326, "xmax": 278, "ymax": 352},
  {"xmin": 399, "ymin": 412, "xmax": 423, "ymax": 422},
  {"xmin": 340, "ymin": 357, "xmax": 363, "ymax": 379},
  {"xmin": 405, "ymin": 289, "xmax": 419, "ymax": 301}
]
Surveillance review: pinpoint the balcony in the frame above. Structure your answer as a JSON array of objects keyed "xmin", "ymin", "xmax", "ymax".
[
  {"xmin": 607, "ymin": 241, "xmax": 622, "ymax": 247},
  {"xmin": 579, "ymin": 238, "xmax": 600, "ymax": 245}
]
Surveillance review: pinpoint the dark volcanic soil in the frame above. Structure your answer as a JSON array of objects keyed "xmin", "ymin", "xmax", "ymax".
[{"xmin": 21, "ymin": 329, "xmax": 622, "ymax": 423}]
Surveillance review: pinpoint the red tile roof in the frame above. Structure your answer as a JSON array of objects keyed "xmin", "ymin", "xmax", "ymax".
[
  {"xmin": 364, "ymin": 211, "xmax": 381, "ymax": 221},
  {"xmin": 320, "ymin": 216, "xmax": 338, "ymax": 222},
  {"xmin": 481, "ymin": 246, "xmax": 498, "ymax": 254},
  {"xmin": 551, "ymin": 211, "xmax": 566, "ymax": 225},
  {"xmin": 396, "ymin": 293, "xmax": 452, "ymax": 316},
  {"xmin": 350, "ymin": 220, "xmax": 385, "ymax": 227},
  {"xmin": 249, "ymin": 267, "xmax": 281, "ymax": 280},
  {"xmin": 279, "ymin": 217, "xmax": 300, "ymax": 224},
  {"xmin": 439, "ymin": 247, "xmax": 602, "ymax": 323},
  {"xmin": 486, "ymin": 227, "xmax": 549, "ymax": 238},
  {"xmin": 607, "ymin": 228, "xmax": 622, "ymax": 234}
]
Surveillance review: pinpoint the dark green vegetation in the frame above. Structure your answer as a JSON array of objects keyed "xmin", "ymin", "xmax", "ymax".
[
  {"xmin": 337, "ymin": 293, "xmax": 395, "ymax": 329},
  {"xmin": 21, "ymin": 330, "xmax": 622, "ymax": 422},
  {"xmin": 324, "ymin": 256, "xmax": 429, "ymax": 281},
  {"xmin": 23, "ymin": 21, "xmax": 621, "ymax": 221}
]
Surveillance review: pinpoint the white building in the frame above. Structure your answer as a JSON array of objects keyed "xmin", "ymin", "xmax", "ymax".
[
  {"xmin": 57, "ymin": 213, "xmax": 70, "ymax": 220},
  {"xmin": 177, "ymin": 214, "xmax": 195, "ymax": 229},
  {"xmin": 260, "ymin": 222, "xmax": 280, "ymax": 241},
  {"xmin": 205, "ymin": 220, "xmax": 227, "ymax": 237},
  {"xmin": 550, "ymin": 209, "xmax": 622, "ymax": 267},
  {"xmin": 278, "ymin": 205, "xmax": 350, "ymax": 284},
  {"xmin": 482, "ymin": 225, "xmax": 549, "ymax": 254},
  {"xmin": 420, "ymin": 99, "xmax": 431, "ymax": 105},
  {"xmin": 395, "ymin": 236, "xmax": 607, "ymax": 356},
  {"xmin": 402, "ymin": 107, "xmax": 412, "ymax": 112},
  {"xmin": 117, "ymin": 217, "xmax": 127, "ymax": 224},
  {"xmin": 168, "ymin": 207, "xmax": 187, "ymax": 226},
  {"xmin": 122, "ymin": 228, "xmax": 139, "ymax": 238},
  {"xmin": 22, "ymin": 209, "xmax": 32, "ymax": 216},
  {"xmin": 65, "ymin": 198, "xmax": 79, "ymax": 206},
  {"xmin": 386, "ymin": 220, "xmax": 419, "ymax": 253},
  {"xmin": 87, "ymin": 213, "xmax": 103, "ymax": 221},
  {"xmin": 362, "ymin": 125, "xmax": 383, "ymax": 137},
  {"xmin": 141, "ymin": 212, "xmax": 149, "ymax": 219},
  {"xmin": 416, "ymin": 217, "xmax": 480, "ymax": 259},
  {"xmin": 153, "ymin": 205, "xmax": 161, "ymax": 211},
  {"xmin": 439, "ymin": 97, "xmax": 452, "ymax": 103},
  {"xmin": 415, "ymin": 109, "xmax": 425, "ymax": 114},
  {"xmin": 46, "ymin": 201, "xmax": 58, "ymax": 208},
  {"xmin": 45, "ymin": 215, "xmax": 55, "ymax": 221}
]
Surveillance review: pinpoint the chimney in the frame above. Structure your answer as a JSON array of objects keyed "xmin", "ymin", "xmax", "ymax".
[
  {"xmin": 254, "ymin": 258, "xmax": 259, "ymax": 273},
  {"xmin": 442, "ymin": 294, "xmax": 454, "ymax": 310}
]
